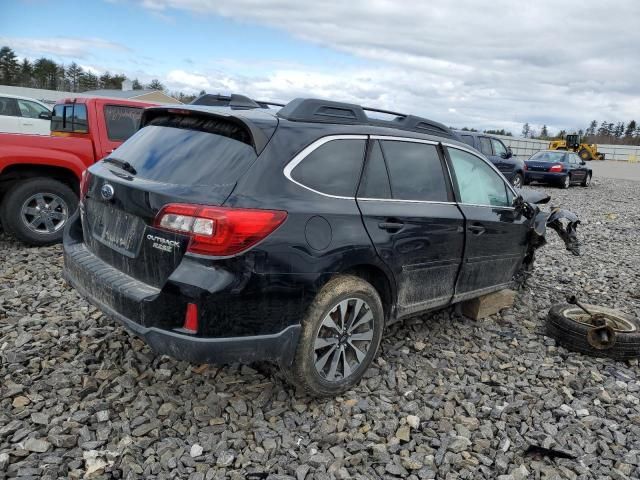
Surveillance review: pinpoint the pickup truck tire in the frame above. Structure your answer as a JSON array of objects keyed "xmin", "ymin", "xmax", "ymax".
[
  {"xmin": 1, "ymin": 178, "xmax": 78, "ymax": 246},
  {"xmin": 282, "ymin": 275, "xmax": 384, "ymax": 396}
]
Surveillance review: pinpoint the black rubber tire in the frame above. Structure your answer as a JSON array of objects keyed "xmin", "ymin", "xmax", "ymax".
[
  {"xmin": 581, "ymin": 173, "xmax": 592, "ymax": 187},
  {"xmin": 560, "ymin": 174, "xmax": 571, "ymax": 189},
  {"xmin": 0, "ymin": 178, "xmax": 78, "ymax": 246},
  {"xmin": 282, "ymin": 274, "xmax": 384, "ymax": 396},
  {"xmin": 546, "ymin": 304, "xmax": 640, "ymax": 360},
  {"xmin": 578, "ymin": 148, "xmax": 592, "ymax": 161},
  {"xmin": 511, "ymin": 173, "xmax": 524, "ymax": 189}
]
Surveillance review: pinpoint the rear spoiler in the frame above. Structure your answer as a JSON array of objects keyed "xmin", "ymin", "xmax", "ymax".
[{"xmin": 140, "ymin": 106, "xmax": 271, "ymax": 154}]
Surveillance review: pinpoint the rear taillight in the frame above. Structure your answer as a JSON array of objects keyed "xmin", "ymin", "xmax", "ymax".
[
  {"xmin": 549, "ymin": 164, "xmax": 563, "ymax": 172},
  {"xmin": 523, "ymin": 164, "xmax": 527, "ymax": 171},
  {"xmin": 80, "ymin": 170, "xmax": 91, "ymax": 201},
  {"xmin": 154, "ymin": 204, "xmax": 287, "ymax": 256}
]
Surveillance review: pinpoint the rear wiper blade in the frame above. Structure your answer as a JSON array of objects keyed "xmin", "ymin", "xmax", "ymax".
[{"xmin": 103, "ymin": 157, "xmax": 137, "ymax": 175}]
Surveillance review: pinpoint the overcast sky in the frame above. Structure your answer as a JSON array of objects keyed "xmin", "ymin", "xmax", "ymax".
[{"xmin": 2, "ymin": 0, "xmax": 639, "ymax": 134}]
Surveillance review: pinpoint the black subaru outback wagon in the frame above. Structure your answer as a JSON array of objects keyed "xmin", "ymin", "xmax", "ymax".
[{"xmin": 63, "ymin": 98, "xmax": 530, "ymax": 396}]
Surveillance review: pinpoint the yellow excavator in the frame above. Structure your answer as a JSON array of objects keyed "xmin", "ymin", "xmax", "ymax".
[{"xmin": 548, "ymin": 134, "xmax": 605, "ymax": 161}]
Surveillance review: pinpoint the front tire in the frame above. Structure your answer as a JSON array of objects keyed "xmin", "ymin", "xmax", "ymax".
[
  {"xmin": 283, "ymin": 275, "xmax": 384, "ymax": 396},
  {"xmin": 0, "ymin": 178, "xmax": 78, "ymax": 246},
  {"xmin": 581, "ymin": 173, "xmax": 592, "ymax": 187},
  {"xmin": 578, "ymin": 148, "xmax": 592, "ymax": 161}
]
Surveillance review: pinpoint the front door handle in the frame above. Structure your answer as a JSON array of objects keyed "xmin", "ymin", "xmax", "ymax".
[
  {"xmin": 468, "ymin": 224, "xmax": 486, "ymax": 235},
  {"xmin": 378, "ymin": 221, "xmax": 404, "ymax": 232}
]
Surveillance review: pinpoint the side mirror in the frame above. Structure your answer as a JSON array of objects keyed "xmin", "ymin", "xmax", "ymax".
[
  {"xmin": 39, "ymin": 112, "xmax": 52, "ymax": 120},
  {"xmin": 506, "ymin": 147, "xmax": 513, "ymax": 159},
  {"xmin": 580, "ymin": 160, "xmax": 586, "ymax": 166}
]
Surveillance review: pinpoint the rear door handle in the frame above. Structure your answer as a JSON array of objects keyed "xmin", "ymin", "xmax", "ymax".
[
  {"xmin": 378, "ymin": 221, "xmax": 404, "ymax": 232},
  {"xmin": 468, "ymin": 224, "xmax": 486, "ymax": 235}
]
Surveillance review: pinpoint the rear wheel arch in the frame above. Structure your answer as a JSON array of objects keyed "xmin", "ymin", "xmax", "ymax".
[
  {"xmin": 0, "ymin": 164, "xmax": 80, "ymax": 195},
  {"xmin": 342, "ymin": 264, "xmax": 395, "ymax": 322}
]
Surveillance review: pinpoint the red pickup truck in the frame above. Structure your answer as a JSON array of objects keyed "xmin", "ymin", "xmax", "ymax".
[{"xmin": 0, "ymin": 97, "xmax": 156, "ymax": 245}]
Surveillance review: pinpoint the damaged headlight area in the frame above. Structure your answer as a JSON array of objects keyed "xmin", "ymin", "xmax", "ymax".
[{"xmin": 515, "ymin": 192, "xmax": 581, "ymax": 285}]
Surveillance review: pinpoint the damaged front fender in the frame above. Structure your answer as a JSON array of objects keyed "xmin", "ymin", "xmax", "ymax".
[{"xmin": 517, "ymin": 198, "xmax": 581, "ymax": 285}]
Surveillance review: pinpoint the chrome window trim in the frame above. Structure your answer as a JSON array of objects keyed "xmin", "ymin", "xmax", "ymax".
[
  {"xmin": 283, "ymin": 134, "xmax": 368, "ymax": 200},
  {"xmin": 443, "ymin": 143, "xmax": 518, "ymax": 208},
  {"xmin": 358, "ymin": 198, "xmax": 456, "ymax": 205}
]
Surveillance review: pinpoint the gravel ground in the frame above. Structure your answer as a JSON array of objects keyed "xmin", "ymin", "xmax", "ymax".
[{"xmin": 1, "ymin": 177, "xmax": 639, "ymax": 480}]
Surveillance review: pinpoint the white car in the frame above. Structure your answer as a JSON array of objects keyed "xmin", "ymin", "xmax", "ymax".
[{"xmin": 0, "ymin": 94, "xmax": 52, "ymax": 135}]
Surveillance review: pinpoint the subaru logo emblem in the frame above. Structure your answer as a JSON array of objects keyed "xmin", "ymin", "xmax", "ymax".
[{"xmin": 101, "ymin": 183, "xmax": 115, "ymax": 201}]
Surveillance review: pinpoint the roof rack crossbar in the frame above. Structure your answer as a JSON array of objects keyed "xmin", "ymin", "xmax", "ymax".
[{"xmin": 276, "ymin": 98, "xmax": 453, "ymax": 137}]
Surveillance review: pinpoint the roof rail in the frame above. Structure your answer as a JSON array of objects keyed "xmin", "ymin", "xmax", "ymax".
[
  {"xmin": 276, "ymin": 98, "xmax": 453, "ymax": 137},
  {"xmin": 190, "ymin": 93, "xmax": 284, "ymax": 110}
]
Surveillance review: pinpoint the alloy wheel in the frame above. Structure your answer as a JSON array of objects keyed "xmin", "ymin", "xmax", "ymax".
[
  {"xmin": 313, "ymin": 298, "xmax": 375, "ymax": 382},
  {"xmin": 20, "ymin": 193, "xmax": 69, "ymax": 235},
  {"xmin": 512, "ymin": 175, "xmax": 523, "ymax": 189}
]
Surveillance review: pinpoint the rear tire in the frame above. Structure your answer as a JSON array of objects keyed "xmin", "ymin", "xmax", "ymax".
[
  {"xmin": 511, "ymin": 173, "xmax": 524, "ymax": 189},
  {"xmin": 282, "ymin": 275, "xmax": 384, "ymax": 396},
  {"xmin": 0, "ymin": 178, "xmax": 78, "ymax": 246},
  {"xmin": 560, "ymin": 174, "xmax": 571, "ymax": 189},
  {"xmin": 578, "ymin": 149, "xmax": 592, "ymax": 161},
  {"xmin": 581, "ymin": 173, "xmax": 592, "ymax": 187}
]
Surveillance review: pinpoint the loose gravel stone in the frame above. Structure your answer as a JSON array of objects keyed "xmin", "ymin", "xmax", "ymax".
[{"xmin": 1, "ymin": 177, "xmax": 639, "ymax": 479}]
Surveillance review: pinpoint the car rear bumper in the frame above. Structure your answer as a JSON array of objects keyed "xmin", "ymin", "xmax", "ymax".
[
  {"xmin": 62, "ymin": 212, "xmax": 302, "ymax": 366},
  {"xmin": 524, "ymin": 171, "xmax": 565, "ymax": 183}
]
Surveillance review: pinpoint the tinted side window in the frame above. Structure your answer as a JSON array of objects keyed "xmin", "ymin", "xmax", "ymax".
[
  {"xmin": 291, "ymin": 139, "xmax": 366, "ymax": 197},
  {"xmin": 380, "ymin": 141, "xmax": 448, "ymax": 202},
  {"xmin": 448, "ymin": 148, "xmax": 509, "ymax": 207},
  {"xmin": 478, "ymin": 137, "xmax": 493, "ymax": 156},
  {"xmin": 358, "ymin": 141, "xmax": 391, "ymax": 199},
  {"xmin": 491, "ymin": 139, "xmax": 507, "ymax": 156},
  {"xmin": 51, "ymin": 103, "xmax": 88, "ymax": 133},
  {"xmin": 0, "ymin": 97, "xmax": 19, "ymax": 117},
  {"xmin": 104, "ymin": 105, "xmax": 143, "ymax": 141},
  {"xmin": 460, "ymin": 135, "xmax": 474, "ymax": 147}
]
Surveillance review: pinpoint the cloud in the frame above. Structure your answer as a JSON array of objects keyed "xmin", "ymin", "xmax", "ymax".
[
  {"xmin": 134, "ymin": 0, "xmax": 640, "ymax": 132},
  {"xmin": 1, "ymin": 36, "xmax": 130, "ymax": 60}
]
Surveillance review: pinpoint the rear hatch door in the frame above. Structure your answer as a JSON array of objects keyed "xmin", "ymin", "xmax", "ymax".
[{"xmin": 82, "ymin": 108, "xmax": 273, "ymax": 287}]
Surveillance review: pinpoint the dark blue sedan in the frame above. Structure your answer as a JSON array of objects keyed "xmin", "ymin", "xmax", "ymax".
[{"xmin": 525, "ymin": 150, "xmax": 593, "ymax": 189}]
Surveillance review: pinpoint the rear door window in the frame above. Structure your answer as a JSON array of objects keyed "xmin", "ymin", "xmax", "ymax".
[
  {"xmin": 290, "ymin": 138, "xmax": 366, "ymax": 197},
  {"xmin": 358, "ymin": 140, "xmax": 391, "ymax": 199},
  {"xmin": 380, "ymin": 140, "xmax": 449, "ymax": 202},
  {"xmin": 448, "ymin": 147, "xmax": 510, "ymax": 207},
  {"xmin": 460, "ymin": 135, "xmax": 474, "ymax": 147},
  {"xmin": 104, "ymin": 105, "xmax": 144, "ymax": 141},
  {"xmin": 478, "ymin": 137, "xmax": 493, "ymax": 156},
  {"xmin": 0, "ymin": 97, "xmax": 20, "ymax": 117}
]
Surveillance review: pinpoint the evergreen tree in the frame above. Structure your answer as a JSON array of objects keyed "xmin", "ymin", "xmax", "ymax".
[
  {"xmin": 614, "ymin": 122, "xmax": 625, "ymax": 138},
  {"xmin": 521, "ymin": 123, "xmax": 530, "ymax": 138},
  {"xmin": 0, "ymin": 46, "xmax": 20, "ymax": 85},
  {"xmin": 66, "ymin": 62, "xmax": 83, "ymax": 92},
  {"xmin": 79, "ymin": 71, "xmax": 99, "ymax": 91},
  {"xmin": 540, "ymin": 125, "xmax": 549, "ymax": 139},
  {"xmin": 132, "ymin": 78, "xmax": 143, "ymax": 90},
  {"xmin": 624, "ymin": 121, "xmax": 636, "ymax": 138},
  {"xmin": 19, "ymin": 58, "xmax": 33, "ymax": 87},
  {"xmin": 586, "ymin": 120, "xmax": 597, "ymax": 137}
]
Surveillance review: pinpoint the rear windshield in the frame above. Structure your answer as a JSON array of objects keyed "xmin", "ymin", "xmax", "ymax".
[
  {"xmin": 107, "ymin": 124, "xmax": 257, "ymax": 187},
  {"xmin": 530, "ymin": 151, "xmax": 566, "ymax": 162}
]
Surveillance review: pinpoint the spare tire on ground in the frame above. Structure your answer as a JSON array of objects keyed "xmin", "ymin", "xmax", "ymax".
[{"xmin": 547, "ymin": 303, "xmax": 640, "ymax": 360}]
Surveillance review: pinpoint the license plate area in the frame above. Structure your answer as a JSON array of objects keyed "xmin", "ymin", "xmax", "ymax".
[{"xmin": 85, "ymin": 199, "xmax": 146, "ymax": 256}]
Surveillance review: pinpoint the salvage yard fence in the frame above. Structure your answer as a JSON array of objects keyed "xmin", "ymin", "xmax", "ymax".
[{"xmin": 493, "ymin": 134, "xmax": 640, "ymax": 162}]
